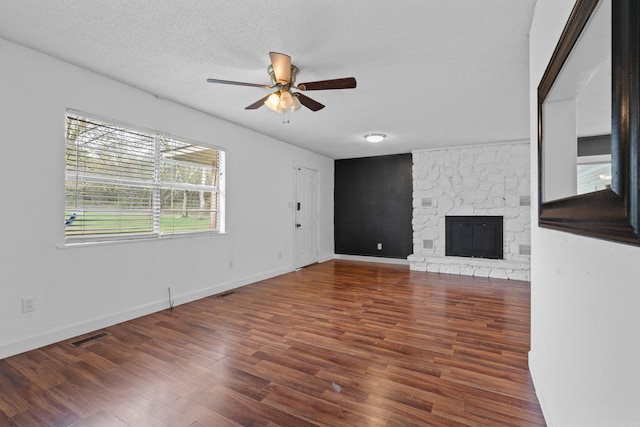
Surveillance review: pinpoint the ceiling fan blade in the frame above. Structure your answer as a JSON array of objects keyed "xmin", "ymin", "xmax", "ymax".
[
  {"xmin": 207, "ymin": 78, "xmax": 271, "ymax": 89},
  {"xmin": 297, "ymin": 77, "xmax": 357, "ymax": 91},
  {"xmin": 269, "ymin": 52, "xmax": 292, "ymax": 84},
  {"xmin": 295, "ymin": 93, "xmax": 325, "ymax": 111},
  {"xmin": 245, "ymin": 94, "xmax": 271, "ymax": 110}
]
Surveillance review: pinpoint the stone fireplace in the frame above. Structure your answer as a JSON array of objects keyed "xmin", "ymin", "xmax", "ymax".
[{"xmin": 408, "ymin": 142, "xmax": 530, "ymax": 280}]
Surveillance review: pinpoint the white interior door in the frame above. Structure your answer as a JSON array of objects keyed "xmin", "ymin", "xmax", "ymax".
[{"xmin": 295, "ymin": 166, "xmax": 319, "ymax": 269}]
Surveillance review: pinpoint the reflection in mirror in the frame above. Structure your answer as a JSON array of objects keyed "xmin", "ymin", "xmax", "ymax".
[
  {"xmin": 577, "ymin": 134, "xmax": 611, "ymax": 194},
  {"xmin": 541, "ymin": 0, "xmax": 611, "ymax": 202}
]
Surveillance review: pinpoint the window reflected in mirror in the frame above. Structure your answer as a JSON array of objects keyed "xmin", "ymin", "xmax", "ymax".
[{"xmin": 577, "ymin": 134, "xmax": 611, "ymax": 195}]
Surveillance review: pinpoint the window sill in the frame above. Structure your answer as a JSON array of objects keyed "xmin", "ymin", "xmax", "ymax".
[{"xmin": 58, "ymin": 230, "xmax": 225, "ymax": 249}]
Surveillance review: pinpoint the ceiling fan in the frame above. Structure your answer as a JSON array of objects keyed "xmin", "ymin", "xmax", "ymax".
[{"xmin": 206, "ymin": 52, "xmax": 356, "ymax": 114}]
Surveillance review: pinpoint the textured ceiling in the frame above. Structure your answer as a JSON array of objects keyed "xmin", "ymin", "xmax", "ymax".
[{"xmin": 0, "ymin": 1, "xmax": 537, "ymax": 159}]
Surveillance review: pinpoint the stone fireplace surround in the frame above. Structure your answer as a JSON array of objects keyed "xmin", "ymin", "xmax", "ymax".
[{"xmin": 408, "ymin": 141, "xmax": 531, "ymax": 280}]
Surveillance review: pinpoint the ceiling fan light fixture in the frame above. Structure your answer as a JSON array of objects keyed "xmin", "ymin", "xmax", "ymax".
[
  {"xmin": 264, "ymin": 92, "xmax": 281, "ymax": 111},
  {"xmin": 279, "ymin": 90, "xmax": 294, "ymax": 109},
  {"xmin": 364, "ymin": 133, "xmax": 386, "ymax": 143},
  {"xmin": 208, "ymin": 52, "xmax": 356, "ymax": 117},
  {"xmin": 291, "ymin": 94, "xmax": 302, "ymax": 111},
  {"xmin": 265, "ymin": 90, "xmax": 301, "ymax": 115}
]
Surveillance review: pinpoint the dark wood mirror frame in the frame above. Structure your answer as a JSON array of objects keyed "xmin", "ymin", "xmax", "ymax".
[{"xmin": 538, "ymin": 0, "xmax": 640, "ymax": 244}]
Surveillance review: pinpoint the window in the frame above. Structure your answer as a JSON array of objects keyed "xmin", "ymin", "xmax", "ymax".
[
  {"xmin": 65, "ymin": 111, "xmax": 225, "ymax": 244},
  {"xmin": 577, "ymin": 155, "xmax": 612, "ymax": 195}
]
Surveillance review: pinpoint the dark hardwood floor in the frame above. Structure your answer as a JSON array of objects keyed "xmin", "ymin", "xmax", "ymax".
[{"xmin": 0, "ymin": 260, "xmax": 545, "ymax": 426}]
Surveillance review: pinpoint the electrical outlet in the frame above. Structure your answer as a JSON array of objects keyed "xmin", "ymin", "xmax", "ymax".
[
  {"xmin": 228, "ymin": 260, "xmax": 234, "ymax": 269},
  {"xmin": 377, "ymin": 243, "xmax": 382, "ymax": 250},
  {"xmin": 22, "ymin": 297, "xmax": 35, "ymax": 313}
]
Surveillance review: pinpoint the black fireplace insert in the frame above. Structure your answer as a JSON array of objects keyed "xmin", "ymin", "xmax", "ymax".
[{"xmin": 445, "ymin": 216, "xmax": 503, "ymax": 259}]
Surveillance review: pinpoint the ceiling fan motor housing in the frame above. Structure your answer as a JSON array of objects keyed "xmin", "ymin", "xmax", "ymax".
[{"xmin": 268, "ymin": 64, "xmax": 298, "ymax": 86}]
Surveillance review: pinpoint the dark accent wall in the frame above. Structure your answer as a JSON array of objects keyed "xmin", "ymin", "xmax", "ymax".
[{"xmin": 334, "ymin": 154, "xmax": 413, "ymax": 259}]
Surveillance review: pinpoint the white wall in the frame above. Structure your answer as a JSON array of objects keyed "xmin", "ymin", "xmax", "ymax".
[
  {"xmin": 529, "ymin": 2, "xmax": 640, "ymax": 426},
  {"xmin": 0, "ymin": 38, "xmax": 334, "ymax": 359}
]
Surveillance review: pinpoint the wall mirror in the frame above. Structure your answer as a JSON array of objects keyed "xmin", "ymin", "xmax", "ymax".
[{"xmin": 538, "ymin": 0, "xmax": 640, "ymax": 244}]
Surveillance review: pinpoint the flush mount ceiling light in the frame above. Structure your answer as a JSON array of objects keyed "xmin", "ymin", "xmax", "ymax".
[{"xmin": 364, "ymin": 133, "xmax": 386, "ymax": 143}]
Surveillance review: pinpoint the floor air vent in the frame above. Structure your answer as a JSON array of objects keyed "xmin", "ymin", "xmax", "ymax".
[
  {"xmin": 69, "ymin": 331, "xmax": 111, "ymax": 347},
  {"xmin": 216, "ymin": 291, "xmax": 236, "ymax": 298}
]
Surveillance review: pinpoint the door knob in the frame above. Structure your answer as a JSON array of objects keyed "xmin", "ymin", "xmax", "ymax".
[{"xmin": 296, "ymin": 224, "xmax": 302, "ymax": 228}]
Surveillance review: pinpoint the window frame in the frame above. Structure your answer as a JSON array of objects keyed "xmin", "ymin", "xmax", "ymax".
[{"xmin": 64, "ymin": 109, "xmax": 226, "ymax": 246}]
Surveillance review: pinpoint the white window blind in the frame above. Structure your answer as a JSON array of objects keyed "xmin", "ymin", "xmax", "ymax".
[{"xmin": 65, "ymin": 112, "xmax": 225, "ymax": 244}]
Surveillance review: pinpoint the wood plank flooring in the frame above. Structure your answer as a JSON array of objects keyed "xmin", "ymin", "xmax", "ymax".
[{"xmin": 0, "ymin": 260, "xmax": 545, "ymax": 426}]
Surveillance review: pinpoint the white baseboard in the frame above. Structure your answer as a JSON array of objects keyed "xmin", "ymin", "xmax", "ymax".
[
  {"xmin": 529, "ymin": 350, "xmax": 556, "ymax": 427},
  {"xmin": 318, "ymin": 253, "xmax": 335, "ymax": 263},
  {"xmin": 333, "ymin": 254, "xmax": 410, "ymax": 265},
  {"xmin": 0, "ymin": 301, "xmax": 169, "ymax": 360},
  {"xmin": 0, "ymin": 266, "xmax": 293, "ymax": 360},
  {"xmin": 170, "ymin": 266, "xmax": 293, "ymax": 307}
]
